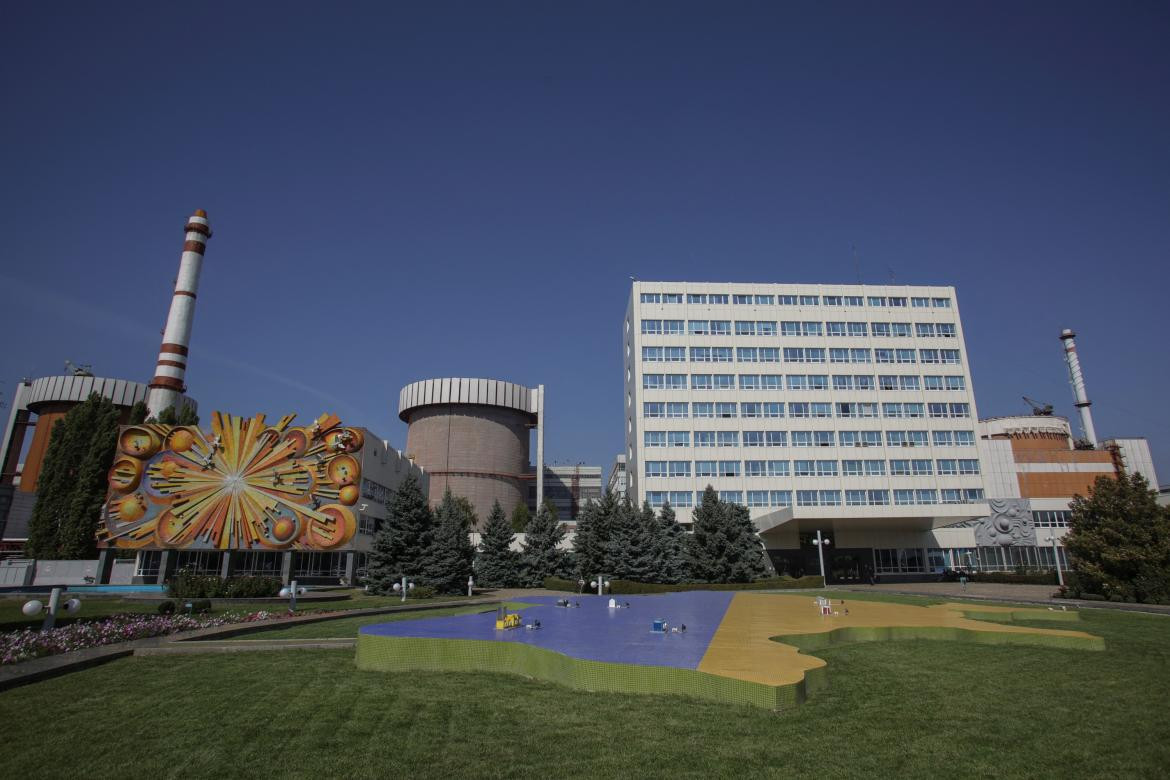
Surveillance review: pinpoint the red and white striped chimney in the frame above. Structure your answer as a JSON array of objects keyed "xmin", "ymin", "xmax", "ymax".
[{"xmin": 146, "ymin": 209, "xmax": 211, "ymax": 418}]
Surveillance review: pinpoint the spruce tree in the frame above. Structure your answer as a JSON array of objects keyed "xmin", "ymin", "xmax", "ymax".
[
  {"xmin": 128, "ymin": 401, "xmax": 148, "ymax": 425},
  {"xmin": 25, "ymin": 393, "xmax": 119, "ymax": 559},
  {"xmin": 420, "ymin": 489, "xmax": 477, "ymax": 594},
  {"xmin": 476, "ymin": 500, "xmax": 521, "ymax": 587},
  {"xmin": 655, "ymin": 503, "xmax": 690, "ymax": 583},
  {"xmin": 688, "ymin": 487, "xmax": 766, "ymax": 583},
  {"xmin": 520, "ymin": 501, "xmax": 568, "ymax": 586},
  {"xmin": 573, "ymin": 489, "xmax": 618, "ymax": 578},
  {"xmin": 611, "ymin": 501, "xmax": 660, "ymax": 582},
  {"xmin": 367, "ymin": 473, "xmax": 433, "ymax": 594},
  {"xmin": 510, "ymin": 502, "xmax": 530, "ymax": 533}
]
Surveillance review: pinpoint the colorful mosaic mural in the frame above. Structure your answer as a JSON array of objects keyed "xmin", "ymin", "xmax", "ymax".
[{"xmin": 99, "ymin": 412, "xmax": 363, "ymax": 551}]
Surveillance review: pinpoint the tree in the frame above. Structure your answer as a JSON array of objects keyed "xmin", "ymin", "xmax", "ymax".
[
  {"xmin": 687, "ymin": 487, "xmax": 767, "ymax": 583},
  {"xmin": 510, "ymin": 502, "xmax": 530, "ymax": 533},
  {"xmin": 476, "ymin": 500, "xmax": 521, "ymax": 588},
  {"xmin": 128, "ymin": 401, "xmax": 148, "ymax": 425},
  {"xmin": 367, "ymin": 473, "xmax": 433, "ymax": 594},
  {"xmin": 420, "ymin": 489, "xmax": 477, "ymax": 594},
  {"xmin": 150, "ymin": 404, "xmax": 199, "ymax": 426},
  {"xmin": 25, "ymin": 393, "xmax": 120, "ymax": 559},
  {"xmin": 654, "ymin": 503, "xmax": 690, "ymax": 584},
  {"xmin": 607, "ymin": 500, "xmax": 659, "ymax": 582},
  {"xmin": 573, "ymin": 489, "xmax": 620, "ymax": 577},
  {"xmin": 1063, "ymin": 472, "xmax": 1170, "ymax": 603},
  {"xmin": 521, "ymin": 500, "xmax": 568, "ymax": 586}
]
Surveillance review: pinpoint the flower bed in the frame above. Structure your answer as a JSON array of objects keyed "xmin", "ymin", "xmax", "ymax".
[{"xmin": 0, "ymin": 610, "xmax": 283, "ymax": 665}]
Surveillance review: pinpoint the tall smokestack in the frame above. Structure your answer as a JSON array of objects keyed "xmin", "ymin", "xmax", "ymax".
[
  {"xmin": 146, "ymin": 209, "xmax": 211, "ymax": 418},
  {"xmin": 1059, "ymin": 328, "xmax": 1097, "ymax": 446}
]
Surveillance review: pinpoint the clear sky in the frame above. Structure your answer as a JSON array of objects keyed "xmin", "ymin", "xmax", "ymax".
[{"xmin": 2, "ymin": 2, "xmax": 1168, "ymax": 487}]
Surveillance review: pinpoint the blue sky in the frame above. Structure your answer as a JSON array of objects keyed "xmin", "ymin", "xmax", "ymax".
[{"xmin": 2, "ymin": 2, "xmax": 1168, "ymax": 486}]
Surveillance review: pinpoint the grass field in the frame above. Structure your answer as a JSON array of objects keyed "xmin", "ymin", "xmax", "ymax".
[
  {"xmin": 215, "ymin": 602, "xmax": 529, "ymax": 640},
  {"xmin": 1, "ymin": 593, "xmax": 1167, "ymax": 778}
]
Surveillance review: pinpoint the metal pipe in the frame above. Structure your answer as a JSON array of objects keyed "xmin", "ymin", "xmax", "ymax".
[{"xmin": 1059, "ymin": 328, "xmax": 1098, "ymax": 446}]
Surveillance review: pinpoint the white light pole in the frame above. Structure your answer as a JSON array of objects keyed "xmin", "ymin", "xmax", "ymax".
[
  {"xmin": 811, "ymin": 531, "xmax": 831, "ymax": 586},
  {"xmin": 279, "ymin": 580, "xmax": 307, "ymax": 613},
  {"xmin": 1046, "ymin": 534, "xmax": 1065, "ymax": 587},
  {"xmin": 589, "ymin": 575, "xmax": 611, "ymax": 596},
  {"xmin": 467, "ymin": 576, "xmax": 474, "ymax": 597},
  {"xmin": 22, "ymin": 588, "xmax": 82, "ymax": 630},
  {"xmin": 392, "ymin": 574, "xmax": 415, "ymax": 603}
]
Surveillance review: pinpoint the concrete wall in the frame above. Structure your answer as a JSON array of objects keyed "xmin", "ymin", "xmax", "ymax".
[{"xmin": 32, "ymin": 559, "xmax": 98, "ymax": 585}]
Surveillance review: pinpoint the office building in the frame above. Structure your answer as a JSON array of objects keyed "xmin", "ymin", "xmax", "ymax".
[{"xmin": 607, "ymin": 454, "xmax": 628, "ymax": 500}]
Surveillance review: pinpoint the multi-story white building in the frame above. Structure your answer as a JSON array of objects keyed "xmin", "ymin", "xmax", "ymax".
[
  {"xmin": 607, "ymin": 454, "xmax": 628, "ymax": 500},
  {"xmin": 623, "ymin": 282, "xmax": 992, "ymax": 581}
]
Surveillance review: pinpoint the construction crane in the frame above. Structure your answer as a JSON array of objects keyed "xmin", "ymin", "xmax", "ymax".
[{"xmin": 1022, "ymin": 396, "xmax": 1054, "ymax": 416}]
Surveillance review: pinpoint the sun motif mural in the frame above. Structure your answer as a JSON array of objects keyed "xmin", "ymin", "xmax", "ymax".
[{"xmin": 99, "ymin": 412, "xmax": 364, "ymax": 551}]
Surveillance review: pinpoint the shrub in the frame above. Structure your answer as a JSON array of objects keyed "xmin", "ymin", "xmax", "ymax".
[
  {"xmin": 156, "ymin": 600, "xmax": 176, "ymax": 615},
  {"xmin": 410, "ymin": 585, "xmax": 436, "ymax": 599},
  {"xmin": 543, "ymin": 576, "xmax": 823, "ymax": 594},
  {"xmin": 181, "ymin": 598, "xmax": 213, "ymax": 614},
  {"xmin": 543, "ymin": 577, "xmax": 582, "ymax": 592},
  {"xmin": 167, "ymin": 570, "xmax": 281, "ymax": 599}
]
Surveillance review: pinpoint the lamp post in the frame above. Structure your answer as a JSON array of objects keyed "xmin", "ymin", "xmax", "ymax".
[
  {"xmin": 279, "ymin": 581, "xmax": 307, "ymax": 613},
  {"xmin": 811, "ymin": 531, "xmax": 831, "ymax": 586},
  {"xmin": 22, "ymin": 588, "xmax": 82, "ymax": 630},
  {"xmin": 392, "ymin": 575, "xmax": 415, "ymax": 603},
  {"xmin": 1046, "ymin": 534, "xmax": 1065, "ymax": 587},
  {"xmin": 589, "ymin": 575, "xmax": 611, "ymax": 597}
]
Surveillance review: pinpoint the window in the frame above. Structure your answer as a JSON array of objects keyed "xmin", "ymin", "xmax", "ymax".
[
  {"xmin": 813, "ymin": 430, "xmax": 835, "ymax": 446},
  {"xmin": 846, "ymin": 490, "xmax": 866, "ymax": 507},
  {"xmin": 851, "ymin": 348, "xmax": 871, "ymax": 363},
  {"xmin": 924, "ymin": 375, "xmax": 944, "ymax": 391},
  {"xmin": 747, "ymin": 490, "xmax": 769, "ymax": 507},
  {"xmin": 715, "ymin": 402, "xmax": 737, "ymax": 418},
  {"xmin": 790, "ymin": 402, "xmax": 810, "ymax": 417},
  {"xmin": 794, "ymin": 460, "xmax": 814, "ymax": 476},
  {"xmin": 811, "ymin": 403, "xmax": 832, "ymax": 418},
  {"xmin": 791, "ymin": 431, "xmax": 812, "ymax": 447},
  {"xmin": 904, "ymin": 403, "xmax": 924, "ymax": 418},
  {"xmin": 667, "ymin": 402, "xmax": 689, "ymax": 418},
  {"xmin": 693, "ymin": 402, "xmax": 714, "ymax": 418},
  {"xmin": 900, "ymin": 376, "xmax": 920, "ymax": 390},
  {"xmin": 868, "ymin": 296, "xmax": 887, "ymax": 307},
  {"xmin": 644, "ymin": 374, "xmax": 665, "ymax": 389},
  {"xmin": 766, "ymin": 431, "xmax": 788, "ymax": 447},
  {"xmin": 839, "ymin": 431, "xmax": 859, "ymax": 446},
  {"xmin": 760, "ymin": 347, "xmax": 780, "ymax": 363},
  {"xmin": 761, "ymin": 374, "xmax": 782, "ymax": 389},
  {"xmin": 691, "ymin": 347, "xmax": 712, "ymax": 362},
  {"xmin": 932, "ymin": 430, "xmax": 953, "ymax": 447},
  {"xmin": 741, "ymin": 402, "xmax": 761, "ymax": 418},
  {"xmin": 757, "ymin": 321, "xmax": 777, "ymax": 336},
  {"xmin": 770, "ymin": 490, "xmax": 793, "ymax": 507},
  {"xmin": 884, "ymin": 403, "xmax": 904, "ymax": 419},
  {"xmin": 1033, "ymin": 510, "xmax": 1071, "ymax": 528},
  {"xmin": 755, "ymin": 294, "xmax": 774, "ymax": 305},
  {"xmin": 781, "ymin": 321, "xmax": 801, "ymax": 336},
  {"xmin": 787, "ymin": 375, "xmax": 808, "ymax": 390},
  {"xmin": 799, "ymin": 295, "xmax": 819, "ymax": 305},
  {"xmin": 743, "ymin": 431, "xmax": 763, "ymax": 446},
  {"xmin": 713, "ymin": 374, "xmax": 734, "ymax": 389},
  {"xmin": 717, "ymin": 431, "xmax": 739, "ymax": 447},
  {"xmin": 824, "ymin": 295, "xmax": 842, "ymax": 306},
  {"xmin": 958, "ymin": 459, "xmax": 980, "ymax": 475},
  {"xmin": 767, "ymin": 460, "xmax": 790, "ymax": 477},
  {"xmin": 872, "ymin": 322, "xmax": 891, "ymax": 337},
  {"xmin": 640, "ymin": 293, "xmax": 661, "ymax": 303},
  {"xmin": 890, "ymin": 459, "xmax": 911, "ymax": 476},
  {"xmin": 891, "ymin": 322, "xmax": 911, "ymax": 337},
  {"xmin": 928, "ymin": 402, "xmax": 948, "ymax": 418},
  {"xmin": 733, "ymin": 294, "xmax": 752, "ymax": 305},
  {"xmin": 894, "ymin": 489, "xmax": 914, "ymax": 505},
  {"xmin": 964, "ymin": 488, "xmax": 984, "ymax": 502},
  {"xmin": 860, "ymin": 430, "xmax": 882, "ymax": 446},
  {"xmin": 664, "ymin": 374, "xmax": 686, "ymax": 389},
  {"xmin": 644, "ymin": 432, "xmax": 666, "ymax": 447},
  {"xmin": 807, "ymin": 375, "xmax": 828, "ymax": 390},
  {"xmin": 937, "ymin": 459, "xmax": 957, "ymax": 475},
  {"xmin": 955, "ymin": 430, "xmax": 976, "ymax": 446},
  {"xmin": 745, "ymin": 460, "xmax": 767, "ymax": 477},
  {"xmin": 664, "ymin": 320, "xmax": 684, "ymax": 335},
  {"xmin": 816, "ymin": 459, "xmax": 838, "ymax": 476},
  {"xmin": 807, "ymin": 348, "xmax": 827, "ymax": 363},
  {"xmin": 932, "ymin": 297, "xmax": 951, "ymax": 308},
  {"xmin": 712, "ymin": 347, "xmax": 733, "ymax": 362},
  {"xmin": 833, "ymin": 375, "xmax": 854, "ymax": 391},
  {"xmin": 941, "ymin": 489, "xmax": 962, "ymax": 504},
  {"xmin": 720, "ymin": 491, "xmax": 744, "ymax": 504},
  {"xmin": 846, "ymin": 322, "xmax": 868, "ymax": 337},
  {"xmin": 736, "ymin": 321, "xmax": 756, "ymax": 336},
  {"xmin": 668, "ymin": 431, "xmax": 690, "ymax": 447},
  {"xmin": 912, "ymin": 459, "xmax": 933, "ymax": 476},
  {"xmin": 695, "ymin": 461, "xmax": 717, "ymax": 477},
  {"xmin": 689, "ymin": 320, "xmax": 710, "ymax": 335},
  {"xmin": 830, "ymin": 348, "xmax": 850, "ymax": 364},
  {"xmin": 663, "ymin": 293, "xmax": 683, "ymax": 304},
  {"xmin": 642, "ymin": 347, "xmax": 663, "ymax": 362},
  {"xmin": 946, "ymin": 376, "xmax": 965, "ymax": 391},
  {"xmin": 827, "ymin": 322, "xmax": 846, "ymax": 337},
  {"xmin": 842, "ymin": 459, "xmax": 863, "ymax": 476},
  {"xmin": 664, "ymin": 347, "xmax": 685, "ymax": 362},
  {"xmin": 718, "ymin": 460, "xmax": 740, "ymax": 477},
  {"xmin": 895, "ymin": 349, "xmax": 916, "ymax": 363},
  {"xmin": 920, "ymin": 349, "xmax": 940, "ymax": 364},
  {"xmin": 855, "ymin": 375, "xmax": 875, "ymax": 390},
  {"xmin": 879, "ymin": 375, "xmax": 899, "ymax": 390},
  {"xmin": 668, "ymin": 461, "xmax": 691, "ymax": 477},
  {"xmin": 687, "ymin": 293, "xmax": 707, "ymax": 304},
  {"xmin": 844, "ymin": 296, "xmax": 864, "ymax": 306},
  {"xmin": 911, "ymin": 297, "xmax": 929, "ymax": 308},
  {"xmin": 889, "ymin": 297, "xmax": 907, "ymax": 308},
  {"xmin": 875, "ymin": 349, "xmax": 894, "ymax": 364},
  {"xmin": 950, "ymin": 403, "xmax": 971, "ymax": 418},
  {"xmin": 710, "ymin": 294, "xmax": 728, "ymax": 304},
  {"xmin": 865, "ymin": 460, "xmax": 886, "ymax": 476},
  {"xmin": 763, "ymin": 402, "xmax": 784, "ymax": 418},
  {"xmin": 691, "ymin": 374, "xmax": 713, "ymax": 389},
  {"xmin": 695, "ymin": 431, "xmax": 715, "ymax": 447},
  {"xmin": 802, "ymin": 321, "xmax": 823, "ymax": 336},
  {"xmin": 778, "ymin": 294, "xmax": 797, "ymax": 306},
  {"xmin": 941, "ymin": 349, "xmax": 961, "ymax": 364},
  {"xmin": 938, "ymin": 323, "xmax": 956, "ymax": 338},
  {"xmin": 645, "ymin": 461, "xmax": 667, "ymax": 477},
  {"xmin": 643, "ymin": 402, "xmax": 665, "ymax": 418},
  {"xmin": 739, "ymin": 374, "xmax": 760, "ymax": 389},
  {"xmin": 670, "ymin": 491, "xmax": 694, "ymax": 507},
  {"xmin": 641, "ymin": 319, "xmax": 662, "ymax": 334},
  {"xmin": 908, "ymin": 430, "xmax": 928, "ymax": 446},
  {"xmin": 737, "ymin": 347, "xmax": 758, "ymax": 362},
  {"xmin": 647, "ymin": 491, "xmax": 668, "ymax": 507},
  {"xmin": 917, "ymin": 489, "xmax": 938, "ymax": 504}
]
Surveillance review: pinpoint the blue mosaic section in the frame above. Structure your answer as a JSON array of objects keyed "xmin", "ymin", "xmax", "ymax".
[{"xmin": 359, "ymin": 592, "xmax": 735, "ymax": 670}]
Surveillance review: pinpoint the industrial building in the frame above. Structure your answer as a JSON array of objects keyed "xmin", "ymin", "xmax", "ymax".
[
  {"xmin": 530, "ymin": 465, "xmax": 603, "ymax": 524},
  {"xmin": 622, "ymin": 281, "xmax": 1159, "ymax": 582},
  {"xmin": 399, "ymin": 378, "xmax": 545, "ymax": 525}
]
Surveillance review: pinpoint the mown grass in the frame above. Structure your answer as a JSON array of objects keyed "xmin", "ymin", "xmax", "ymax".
[
  {"xmin": 216, "ymin": 602, "xmax": 530, "ymax": 640},
  {"xmin": 0, "ymin": 599, "xmax": 1166, "ymax": 778}
]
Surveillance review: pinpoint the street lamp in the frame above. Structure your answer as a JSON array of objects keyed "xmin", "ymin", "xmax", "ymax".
[
  {"xmin": 588, "ymin": 576, "xmax": 611, "ymax": 596},
  {"xmin": 811, "ymin": 531, "xmax": 831, "ymax": 586},
  {"xmin": 279, "ymin": 581, "xmax": 307, "ymax": 612},
  {"xmin": 22, "ymin": 588, "xmax": 81, "ymax": 630},
  {"xmin": 392, "ymin": 575, "xmax": 415, "ymax": 603},
  {"xmin": 1045, "ymin": 534, "xmax": 1065, "ymax": 588}
]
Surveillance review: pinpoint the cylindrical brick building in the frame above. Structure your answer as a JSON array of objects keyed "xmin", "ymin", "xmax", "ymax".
[{"xmin": 398, "ymin": 378, "xmax": 544, "ymax": 526}]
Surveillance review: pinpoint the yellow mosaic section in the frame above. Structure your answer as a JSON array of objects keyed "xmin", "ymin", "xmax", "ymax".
[{"xmin": 698, "ymin": 593, "xmax": 1101, "ymax": 686}]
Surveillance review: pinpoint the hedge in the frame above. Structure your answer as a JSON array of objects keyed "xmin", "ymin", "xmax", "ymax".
[
  {"xmin": 168, "ymin": 573, "xmax": 282, "ymax": 599},
  {"xmin": 542, "ymin": 576, "xmax": 824, "ymax": 594}
]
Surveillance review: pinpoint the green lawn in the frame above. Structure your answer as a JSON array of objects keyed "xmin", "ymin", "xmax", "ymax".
[
  {"xmin": 0, "ymin": 597, "xmax": 1167, "ymax": 778},
  {"xmin": 0, "ymin": 589, "xmax": 473, "ymax": 633},
  {"xmin": 215, "ymin": 602, "xmax": 530, "ymax": 640}
]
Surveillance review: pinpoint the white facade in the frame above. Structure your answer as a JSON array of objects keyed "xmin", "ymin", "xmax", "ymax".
[
  {"xmin": 622, "ymin": 282, "xmax": 988, "ymax": 538},
  {"xmin": 1104, "ymin": 438, "xmax": 1159, "ymax": 489},
  {"xmin": 607, "ymin": 454, "xmax": 628, "ymax": 499}
]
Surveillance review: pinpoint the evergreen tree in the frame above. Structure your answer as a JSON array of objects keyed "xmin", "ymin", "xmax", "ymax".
[
  {"xmin": 476, "ymin": 500, "xmax": 521, "ymax": 587},
  {"xmin": 420, "ymin": 489, "xmax": 477, "ymax": 594},
  {"xmin": 510, "ymin": 502, "xmax": 531, "ymax": 533},
  {"xmin": 655, "ymin": 503, "xmax": 690, "ymax": 584},
  {"xmin": 128, "ymin": 401, "xmax": 148, "ymax": 425},
  {"xmin": 573, "ymin": 489, "xmax": 619, "ymax": 577},
  {"xmin": 687, "ymin": 487, "xmax": 766, "ymax": 583},
  {"xmin": 367, "ymin": 473, "xmax": 433, "ymax": 594},
  {"xmin": 607, "ymin": 500, "xmax": 659, "ymax": 582},
  {"xmin": 520, "ymin": 500, "xmax": 568, "ymax": 586},
  {"xmin": 176, "ymin": 404, "xmax": 199, "ymax": 426},
  {"xmin": 25, "ymin": 393, "xmax": 119, "ymax": 559},
  {"xmin": 1063, "ymin": 472, "xmax": 1170, "ymax": 603},
  {"xmin": 147, "ymin": 404, "xmax": 197, "ymax": 426}
]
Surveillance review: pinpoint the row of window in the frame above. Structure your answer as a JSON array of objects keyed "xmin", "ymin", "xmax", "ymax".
[
  {"xmin": 643, "ymin": 345, "xmax": 963, "ymax": 365},
  {"xmin": 653, "ymin": 320, "xmax": 957, "ymax": 338},
  {"xmin": 644, "ymin": 487, "xmax": 984, "ymax": 509},
  {"xmin": 643, "ymin": 458, "xmax": 980, "ymax": 477},
  {"xmin": 640, "ymin": 293, "xmax": 953, "ymax": 309},
  {"xmin": 647, "ymin": 429, "xmax": 979, "ymax": 448},
  {"xmin": 1032, "ymin": 510, "xmax": 1071, "ymax": 528}
]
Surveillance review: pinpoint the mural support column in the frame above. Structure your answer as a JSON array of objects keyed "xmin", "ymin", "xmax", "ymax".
[
  {"xmin": 344, "ymin": 552, "xmax": 357, "ymax": 585},
  {"xmin": 156, "ymin": 550, "xmax": 177, "ymax": 586},
  {"xmin": 220, "ymin": 551, "xmax": 236, "ymax": 580},
  {"xmin": 280, "ymin": 552, "xmax": 293, "ymax": 585},
  {"xmin": 95, "ymin": 549, "xmax": 115, "ymax": 585}
]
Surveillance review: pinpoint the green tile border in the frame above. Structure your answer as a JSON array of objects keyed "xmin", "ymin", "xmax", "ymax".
[
  {"xmin": 773, "ymin": 625, "xmax": 1105, "ymax": 655},
  {"xmin": 355, "ymin": 634, "xmax": 818, "ymax": 711}
]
